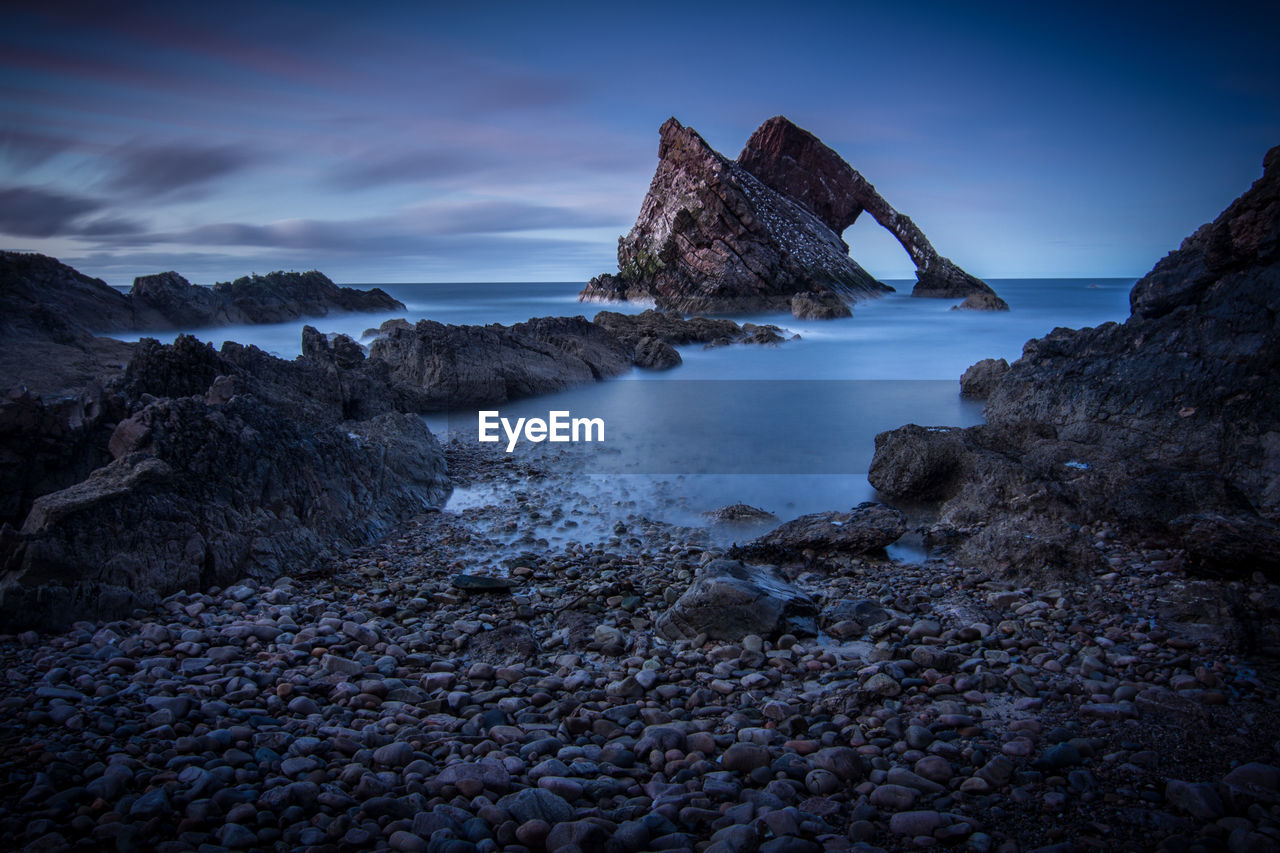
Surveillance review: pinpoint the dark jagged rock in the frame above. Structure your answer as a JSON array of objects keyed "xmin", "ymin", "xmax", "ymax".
[
  {"xmin": 0, "ymin": 324, "xmax": 455, "ymax": 629},
  {"xmin": 0, "ymin": 252, "xmax": 137, "ymax": 396},
  {"xmin": 1, "ymin": 251, "xmax": 138, "ymax": 335},
  {"xmin": 369, "ymin": 316, "xmax": 632, "ymax": 409},
  {"xmin": 0, "ymin": 385, "xmax": 122, "ymax": 527},
  {"xmin": 129, "ymin": 270, "xmax": 242, "ymax": 327},
  {"xmin": 870, "ymin": 146, "xmax": 1280, "ymax": 576},
  {"xmin": 632, "ymin": 337, "xmax": 681, "ymax": 370},
  {"xmin": 592, "ymin": 309, "xmax": 746, "ymax": 349},
  {"xmin": 207, "ymin": 270, "xmax": 403, "ymax": 325},
  {"xmin": 579, "ymin": 118, "xmax": 891, "ymax": 314},
  {"xmin": 732, "ymin": 503, "xmax": 906, "ymax": 562},
  {"xmin": 959, "ymin": 358, "xmax": 1010, "ymax": 399},
  {"xmin": 0, "ymin": 395, "xmax": 449, "ymax": 630}
]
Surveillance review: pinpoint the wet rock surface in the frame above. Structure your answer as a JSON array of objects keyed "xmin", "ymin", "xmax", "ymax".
[{"xmin": 1, "ymin": 443, "xmax": 1277, "ymax": 852}]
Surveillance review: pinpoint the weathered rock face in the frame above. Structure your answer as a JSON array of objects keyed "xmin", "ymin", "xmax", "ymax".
[
  {"xmin": 0, "ymin": 324, "xmax": 455, "ymax": 630},
  {"xmin": 870, "ymin": 146, "xmax": 1280, "ymax": 577},
  {"xmin": 0, "ymin": 394, "xmax": 450, "ymax": 630},
  {"xmin": 632, "ymin": 337, "xmax": 682, "ymax": 370},
  {"xmin": 738, "ymin": 117, "xmax": 996, "ymax": 303},
  {"xmin": 655, "ymin": 559, "xmax": 816, "ymax": 642},
  {"xmin": 130, "ymin": 271, "xmax": 241, "ymax": 328},
  {"xmin": 581, "ymin": 116, "xmax": 997, "ymax": 313},
  {"xmin": 580, "ymin": 118, "xmax": 890, "ymax": 314},
  {"xmin": 369, "ymin": 316, "xmax": 632, "ymax": 409},
  {"xmin": 959, "ymin": 358, "xmax": 1010, "ymax": 399}
]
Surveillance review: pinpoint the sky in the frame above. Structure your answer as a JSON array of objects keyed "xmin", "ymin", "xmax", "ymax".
[{"xmin": 1, "ymin": 0, "xmax": 1278, "ymax": 286}]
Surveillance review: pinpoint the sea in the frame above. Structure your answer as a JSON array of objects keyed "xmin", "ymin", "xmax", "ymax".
[{"xmin": 113, "ymin": 279, "xmax": 1134, "ymax": 558}]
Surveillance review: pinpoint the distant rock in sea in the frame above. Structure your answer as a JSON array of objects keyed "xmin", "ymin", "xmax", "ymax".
[
  {"xmin": 870, "ymin": 144, "xmax": 1280, "ymax": 577},
  {"xmin": 580, "ymin": 116, "xmax": 999, "ymax": 314}
]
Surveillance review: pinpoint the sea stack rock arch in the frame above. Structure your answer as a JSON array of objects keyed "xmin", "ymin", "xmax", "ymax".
[{"xmin": 580, "ymin": 116, "xmax": 1005, "ymax": 315}]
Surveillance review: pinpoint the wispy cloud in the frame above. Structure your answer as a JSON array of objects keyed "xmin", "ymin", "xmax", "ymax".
[{"xmin": 102, "ymin": 140, "xmax": 262, "ymax": 198}]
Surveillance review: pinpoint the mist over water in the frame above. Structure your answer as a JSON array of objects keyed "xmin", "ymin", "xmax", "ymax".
[{"xmin": 117, "ymin": 278, "xmax": 1134, "ymax": 553}]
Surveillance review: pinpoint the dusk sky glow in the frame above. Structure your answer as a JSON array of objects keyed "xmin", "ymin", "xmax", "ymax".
[{"xmin": 2, "ymin": 0, "xmax": 1278, "ymax": 286}]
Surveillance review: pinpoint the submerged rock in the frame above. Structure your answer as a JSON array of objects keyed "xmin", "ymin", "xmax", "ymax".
[
  {"xmin": 703, "ymin": 503, "xmax": 778, "ymax": 524},
  {"xmin": 790, "ymin": 290, "xmax": 853, "ymax": 319},
  {"xmin": 952, "ymin": 291, "xmax": 1010, "ymax": 311}
]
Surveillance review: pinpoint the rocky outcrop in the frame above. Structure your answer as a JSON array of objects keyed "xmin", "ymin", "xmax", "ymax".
[
  {"xmin": 654, "ymin": 558, "xmax": 816, "ymax": 642},
  {"xmin": 732, "ymin": 503, "xmax": 907, "ymax": 563},
  {"xmin": 632, "ymin": 337, "xmax": 681, "ymax": 370},
  {"xmin": 581, "ymin": 117, "xmax": 997, "ymax": 313},
  {"xmin": 369, "ymin": 316, "xmax": 632, "ymax": 409},
  {"xmin": 0, "ymin": 394, "xmax": 449, "ymax": 630},
  {"xmin": 129, "ymin": 269, "xmax": 404, "ymax": 328},
  {"xmin": 959, "ymin": 358, "xmax": 1010, "ymax": 399},
  {"xmin": 205, "ymin": 270, "xmax": 403, "ymax": 324},
  {"xmin": 738, "ymin": 117, "xmax": 996, "ymax": 303},
  {"xmin": 592, "ymin": 309, "xmax": 787, "ymax": 349},
  {"xmin": 580, "ymin": 118, "xmax": 891, "ymax": 314},
  {"xmin": 870, "ymin": 146, "xmax": 1280, "ymax": 577}
]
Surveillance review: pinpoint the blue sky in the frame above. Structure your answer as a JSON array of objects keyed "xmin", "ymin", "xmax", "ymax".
[{"xmin": 2, "ymin": 0, "xmax": 1277, "ymax": 285}]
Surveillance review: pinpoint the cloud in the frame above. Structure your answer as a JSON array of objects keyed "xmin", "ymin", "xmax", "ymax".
[
  {"xmin": 0, "ymin": 185, "xmax": 102, "ymax": 237},
  {"xmin": 102, "ymin": 141, "xmax": 261, "ymax": 198},
  {"xmin": 0, "ymin": 184, "xmax": 149, "ymax": 239}
]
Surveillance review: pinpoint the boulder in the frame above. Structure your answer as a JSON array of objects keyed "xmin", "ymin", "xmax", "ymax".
[
  {"xmin": 952, "ymin": 291, "xmax": 1010, "ymax": 311},
  {"xmin": 632, "ymin": 337, "xmax": 682, "ymax": 370},
  {"xmin": 655, "ymin": 558, "xmax": 817, "ymax": 641},
  {"xmin": 733, "ymin": 503, "xmax": 906, "ymax": 561},
  {"xmin": 579, "ymin": 117, "xmax": 891, "ymax": 313},
  {"xmin": 703, "ymin": 504, "xmax": 778, "ymax": 524}
]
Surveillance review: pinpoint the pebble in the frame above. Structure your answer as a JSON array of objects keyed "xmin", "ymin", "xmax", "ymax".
[{"xmin": 0, "ymin": 458, "xmax": 1275, "ymax": 853}]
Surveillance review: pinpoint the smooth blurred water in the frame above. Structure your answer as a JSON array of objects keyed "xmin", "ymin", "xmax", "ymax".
[{"xmin": 114, "ymin": 278, "xmax": 1134, "ymax": 545}]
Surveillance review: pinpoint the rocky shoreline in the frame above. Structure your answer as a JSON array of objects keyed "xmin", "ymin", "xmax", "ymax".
[
  {"xmin": 2, "ymin": 441, "xmax": 1278, "ymax": 852},
  {"xmin": 2, "ymin": 137, "xmax": 1278, "ymax": 852}
]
